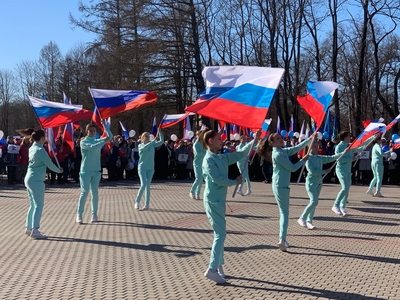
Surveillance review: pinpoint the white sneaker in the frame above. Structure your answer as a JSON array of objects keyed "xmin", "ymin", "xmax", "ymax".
[
  {"xmin": 141, "ymin": 205, "xmax": 149, "ymax": 211},
  {"xmin": 332, "ymin": 206, "xmax": 342, "ymax": 215},
  {"xmin": 189, "ymin": 193, "xmax": 195, "ymax": 199},
  {"xmin": 195, "ymin": 194, "xmax": 201, "ymax": 200},
  {"xmin": 30, "ymin": 229, "xmax": 47, "ymax": 239},
  {"xmin": 25, "ymin": 228, "xmax": 32, "ymax": 236},
  {"xmin": 204, "ymin": 269, "xmax": 226, "ymax": 284},
  {"xmin": 76, "ymin": 215, "xmax": 83, "ymax": 224},
  {"xmin": 237, "ymin": 189, "xmax": 244, "ymax": 196},
  {"xmin": 134, "ymin": 202, "xmax": 140, "ymax": 209},
  {"xmin": 217, "ymin": 265, "xmax": 225, "ymax": 279},
  {"xmin": 306, "ymin": 222, "xmax": 316, "ymax": 230},
  {"xmin": 340, "ymin": 208, "xmax": 348, "ymax": 217},
  {"xmin": 91, "ymin": 214, "xmax": 98, "ymax": 223},
  {"xmin": 374, "ymin": 192, "xmax": 384, "ymax": 198},
  {"xmin": 297, "ymin": 218, "xmax": 307, "ymax": 227},
  {"xmin": 278, "ymin": 239, "xmax": 287, "ymax": 252},
  {"xmin": 245, "ymin": 189, "xmax": 252, "ymax": 196},
  {"xmin": 284, "ymin": 240, "xmax": 290, "ymax": 248},
  {"xmin": 366, "ymin": 189, "xmax": 374, "ymax": 196}
]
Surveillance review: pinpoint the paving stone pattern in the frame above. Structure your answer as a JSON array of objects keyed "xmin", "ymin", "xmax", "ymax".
[{"xmin": 0, "ymin": 180, "xmax": 399, "ymax": 299}]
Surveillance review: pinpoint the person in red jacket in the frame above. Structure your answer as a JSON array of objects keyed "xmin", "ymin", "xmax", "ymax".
[
  {"xmin": 49, "ymin": 137, "xmax": 72, "ymax": 184},
  {"xmin": 18, "ymin": 137, "xmax": 31, "ymax": 183}
]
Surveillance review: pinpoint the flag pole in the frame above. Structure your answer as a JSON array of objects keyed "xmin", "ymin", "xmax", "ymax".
[{"xmin": 296, "ymin": 131, "xmax": 317, "ymax": 184}]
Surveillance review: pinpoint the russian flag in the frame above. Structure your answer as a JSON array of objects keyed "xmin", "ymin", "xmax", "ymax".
[
  {"xmin": 297, "ymin": 81, "xmax": 339, "ymax": 130},
  {"xmin": 289, "ymin": 114, "xmax": 294, "ymax": 132},
  {"xmin": 393, "ymin": 138, "xmax": 400, "ymax": 150},
  {"xmin": 386, "ymin": 114, "xmax": 400, "ymax": 131},
  {"xmin": 260, "ymin": 118, "xmax": 272, "ymax": 138},
  {"xmin": 89, "ymin": 88, "xmax": 157, "ymax": 119},
  {"xmin": 350, "ymin": 122, "xmax": 386, "ymax": 149},
  {"xmin": 62, "ymin": 92, "xmax": 75, "ymax": 155},
  {"xmin": 91, "ymin": 106, "xmax": 111, "ymax": 138},
  {"xmin": 28, "ymin": 96, "xmax": 92, "ymax": 129},
  {"xmin": 185, "ymin": 66, "xmax": 284, "ymax": 129},
  {"xmin": 119, "ymin": 121, "xmax": 129, "ymax": 139},
  {"xmin": 159, "ymin": 113, "xmax": 192, "ymax": 129},
  {"xmin": 151, "ymin": 117, "xmax": 157, "ymax": 135},
  {"xmin": 183, "ymin": 115, "xmax": 192, "ymax": 139},
  {"xmin": 46, "ymin": 126, "xmax": 57, "ymax": 154}
]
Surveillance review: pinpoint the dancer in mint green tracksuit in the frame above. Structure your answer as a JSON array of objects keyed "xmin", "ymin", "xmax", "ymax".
[
  {"xmin": 332, "ymin": 132, "xmax": 375, "ymax": 217},
  {"xmin": 366, "ymin": 136, "xmax": 391, "ymax": 197},
  {"xmin": 236, "ymin": 136, "xmax": 257, "ymax": 196},
  {"xmin": 259, "ymin": 133, "xmax": 311, "ymax": 252},
  {"xmin": 134, "ymin": 131, "xmax": 164, "ymax": 210},
  {"xmin": 189, "ymin": 133, "xmax": 206, "ymax": 200},
  {"xmin": 19, "ymin": 129, "xmax": 62, "ymax": 239},
  {"xmin": 76, "ymin": 121, "xmax": 113, "ymax": 224},
  {"xmin": 201, "ymin": 128, "xmax": 261, "ymax": 284},
  {"xmin": 298, "ymin": 141, "xmax": 343, "ymax": 230}
]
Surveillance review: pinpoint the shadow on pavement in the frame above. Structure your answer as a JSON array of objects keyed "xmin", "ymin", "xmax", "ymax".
[
  {"xmin": 47, "ymin": 237, "xmax": 201, "ymax": 257},
  {"xmin": 313, "ymin": 216, "xmax": 398, "ymax": 226},
  {"xmin": 224, "ymin": 276, "xmax": 385, "ymax": 300}
]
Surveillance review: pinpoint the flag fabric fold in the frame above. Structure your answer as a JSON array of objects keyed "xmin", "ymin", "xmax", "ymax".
[
  {"xmin": 89, "ymin": 88, "xmax": 157, "ymax": 119},
  {"xmin": 185, "ymin": 66, "xmax": 285, "ymax": 129},
  {"xmin": 393, "ymin": 138, "xmax": 400, "ymax": 150},
  {"xmin": 183, "ymin": 116, "xmax": 191, "ymax": 139},
  {"xmin": 159, "ymin": 113, "xmax": 192, "ymax": 129},
  {"xmin": 350, "ymin": 122, "xmax": 386, "ymax": 149},
  {"xmin": 296, "ymin": 81, "xmax": 338, "ymax": 130},
  {"xmin": 28, "ymin": 96, "xmax": 92, "ymax": 129}
]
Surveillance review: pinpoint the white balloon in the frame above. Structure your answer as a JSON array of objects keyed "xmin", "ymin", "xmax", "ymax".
[
  {"xmin": 229, "ymin": 134, "xmax": 234, "ymax": 140},
  {"xmin": 171, "ymin": 134, "xmax": 177, "ymax": 142},
  {"xmin": 129, "ymin": 129, "xmax": 136, "ymax": 137},
  {"xmin": 0, "ymin": 130, "xmax": 3, "ymax": 139},
  {"xmin": 390, "ymin": 152, "xmax": 397, "ymax": 160},
  {"xmin": 317, "ymin": 132, "xmax": 323, "ymax": 140},
  {"xmin": 187, "ymin": 131, "xmax": 194, "ymax": 138},
  {"xmin": 234, "ymin": 133, "xmax": 240, "ymax": 141},
  {"xmin": 149, "ymin": 134, "xmax": 155, "ymax": 141},
  {"xmin": 294, "ymin": 132, "xmax": 300, "ymax": 138}
]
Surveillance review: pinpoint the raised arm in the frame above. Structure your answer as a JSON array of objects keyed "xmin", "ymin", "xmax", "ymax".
[
  {"xmin": 284, "ymin": 137, "xmax": 311, "ymax": 156},
  {"xmin": 153, "ymin": 132, "xmax": 164, "ymax": 148},
  {"xmin": 275, "ymin": 152, "xmax": 305, "ymax": 172}
]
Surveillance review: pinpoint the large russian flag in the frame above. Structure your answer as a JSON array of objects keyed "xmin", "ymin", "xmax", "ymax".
[
  {"xmin": 89, "ymin": 88, "xmax": 157, "ymax": 119},
  {"xmin": 350, "ymin": 122, "xmax": 386, "ymax": 149},
  {"xmin": 62, "ymin": 92, "xmax": 75, "ymax": 155},
  {"xmin": 159, "ymin": 113, "xmax": 192, "ymax": 129},
  {"xmin": 297, "ymin": 81, "xmax": 339, "ymax": 130},
  {"xmin": 28, "ymin": 96, "xmax": 92, "ymax": 129},
  {"xmin": 185, "ymin": 66, "xmax": 285, "ymax": 129}
]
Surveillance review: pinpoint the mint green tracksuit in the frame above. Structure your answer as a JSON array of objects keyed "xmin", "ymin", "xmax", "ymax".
[
  {"xmin": 368, "ymin": 143, "xmax": 390, "ymax": 193},
  {"xmin": 301, "ymin": 153, "xmax": 341, "ymax": 222},
  {"xmin": 202, "ymin": 142, "xmax": 253, "ymax": 270},
  {"xmin": 333, "ymin": 137, "xmax": 374, "ymax": 208},
  {"xmin": 190, "ymin": 139, "xmax": 206, "ymax": 196},
  {"xmin": 236, "ymin": 142, "xmax": 256, "ymax": 191},
  {"xmin": 25, "ymin": 142, "xmax": 61, "ymax": 229},
  {"xmin": 272, "ymin": 138, "xmax": 310, "ymax": 240},
  {"xmin": 135, "ymin": 133, "xmax": 164, "ymax": 206},
  {"xmin": 77, "ymin": 126, "xmax": 113, "ymax": 216}
]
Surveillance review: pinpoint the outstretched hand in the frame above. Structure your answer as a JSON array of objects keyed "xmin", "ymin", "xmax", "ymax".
[
  {"xmin": 236, "ymin": 175, "xmax": 243, "ymax": 185},
  {"xmin": 302, "ymin": 154, "xmax": 310, "ymax": 162}
]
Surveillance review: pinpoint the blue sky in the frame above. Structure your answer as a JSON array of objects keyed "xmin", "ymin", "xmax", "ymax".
[{"xmin": 0, "ymin": 1, "xmax": 95, "ymax": 70}]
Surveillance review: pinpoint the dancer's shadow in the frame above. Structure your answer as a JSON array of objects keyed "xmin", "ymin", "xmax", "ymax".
[
  {"xmin": 313, "ymin": 216, "xmax": 398, "ymax": 226},
  {"xmin": 362, "ymin": 200, "xmax": 400, "ymax": 207},
  {"xmin": 351, "ymin": 207, "xmax": 400, "ymax": 214},
  {"xmin": 47, "ymin": 236, "xmax": 201, "ymax": 258},
  {"xmin": 223, "ymin": 276, "xmax": 386, "ymax": 300}
]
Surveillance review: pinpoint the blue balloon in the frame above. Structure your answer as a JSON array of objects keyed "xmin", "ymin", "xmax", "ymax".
[
  {"xmin": 281, "ymin": 130, "xmax": 287, "ymax": 138},
  {"xmin": 323, "ymin": 132, "xmax": 330, "ymax": 139},
  {"xmin": 250, "ymin": 132, "xmax": 254, "ymax": 138},
  {"xmin": 288, "ymin": 130, "xmax": 294, "ymax": 138},
  {"xmin": 392, "ymin": 134, "xmax": 399, "ymax": 141}
]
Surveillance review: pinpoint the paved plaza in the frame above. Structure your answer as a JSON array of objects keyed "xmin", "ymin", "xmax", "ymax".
[{"xmin": 0, "ymin": 178, "xmax": 400, "ymax": 299}]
